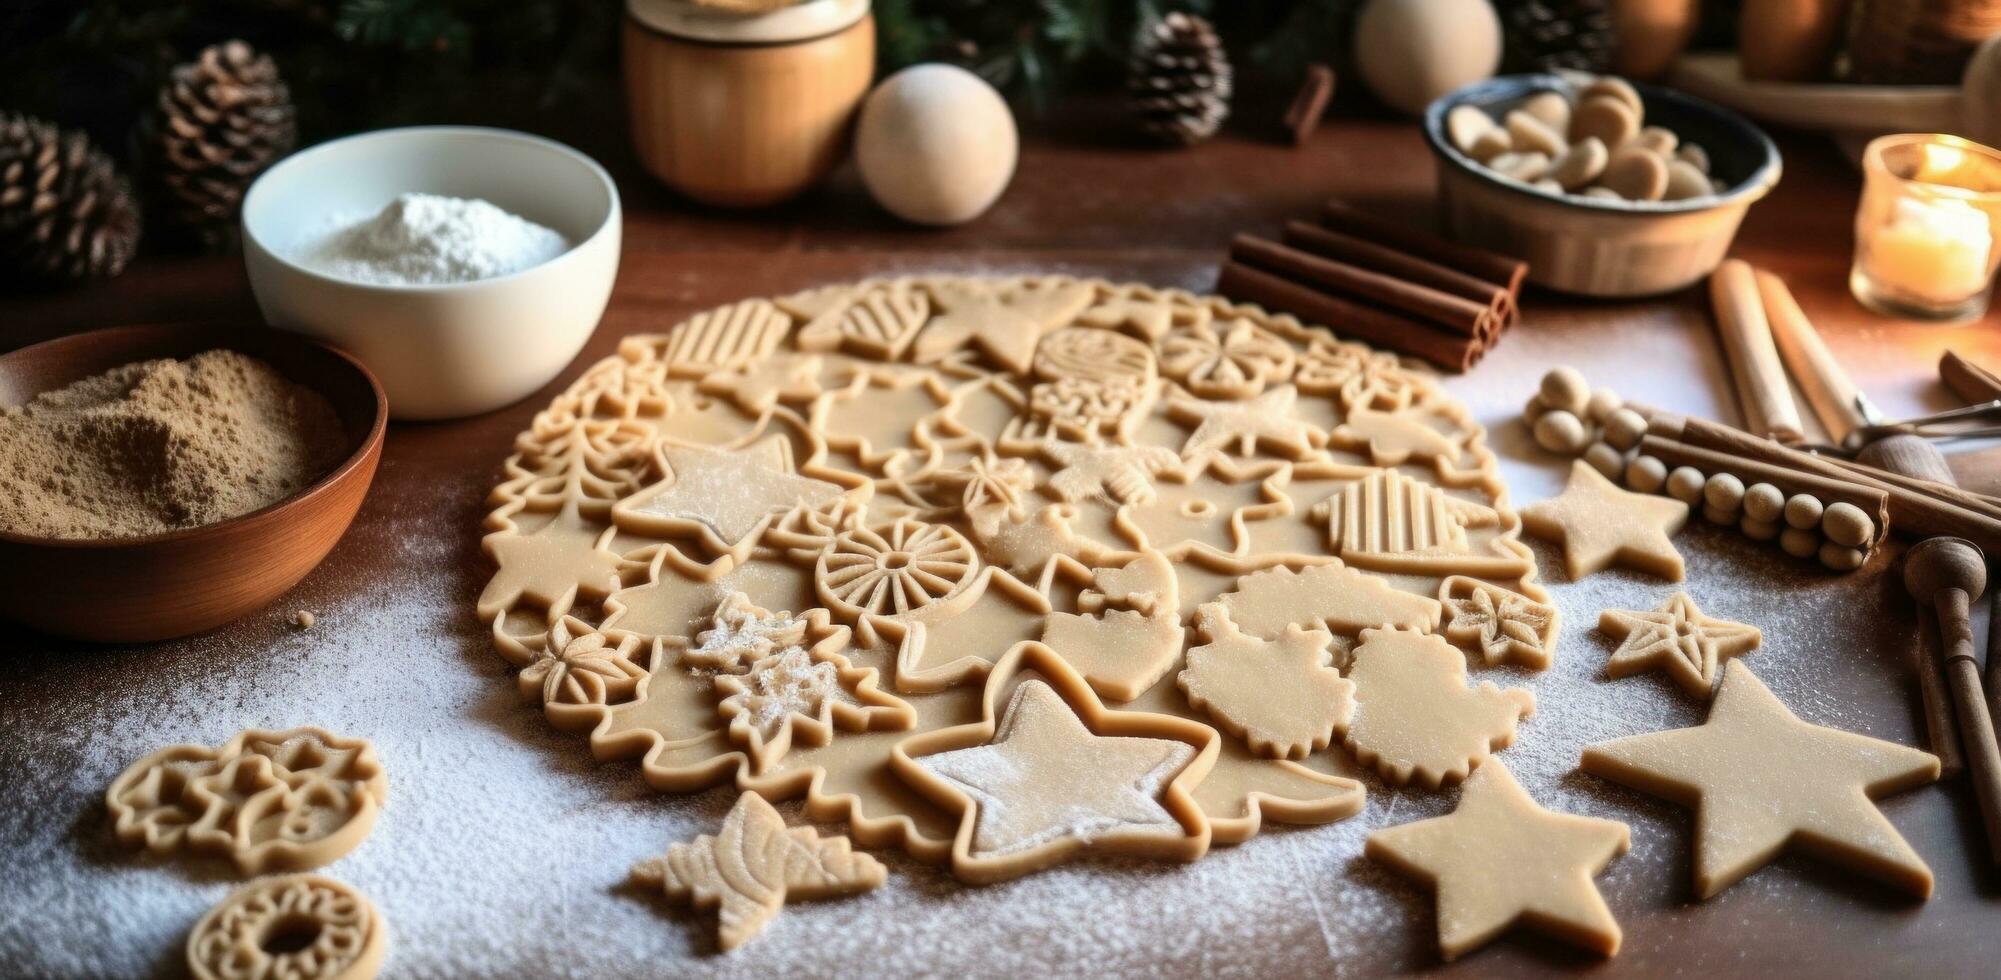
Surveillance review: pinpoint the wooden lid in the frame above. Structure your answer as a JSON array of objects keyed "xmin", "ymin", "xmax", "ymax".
[{"xmin": 627, "ymin": 0, "xmax": 868, "ymax": 44}]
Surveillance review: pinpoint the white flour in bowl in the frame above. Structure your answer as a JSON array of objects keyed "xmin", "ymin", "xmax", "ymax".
[{"xmin": 291, "ymin": 192, "xmax": 571, "ymax": 286}]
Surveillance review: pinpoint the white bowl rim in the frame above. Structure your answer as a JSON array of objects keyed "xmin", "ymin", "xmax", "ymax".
[{"xmin": 241, "ymin": 124, "xmax": 622, "ymax": 293}]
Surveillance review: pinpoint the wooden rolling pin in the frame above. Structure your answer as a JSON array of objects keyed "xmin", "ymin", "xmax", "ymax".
[
  {"xmin": 1710, "ymin": 260, "xmax": 1806, "ymax": 443},
  {"xmin": 1756, "ymin": 270, "xmax": 1870, "ymax": 444},
  {"xmin": 1903, "ymin": 536, "xmax": 2001, "ymax": 864}
]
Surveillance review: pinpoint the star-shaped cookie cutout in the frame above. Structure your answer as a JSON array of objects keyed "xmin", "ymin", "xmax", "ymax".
[
  {"xmin": 612, "ymin": 437, "xmax": 863, "ymax": 556},
  {"xmin": 1367, "ymin": 761, "xmax": 1630, "ymax": 961},
  {"xmin": 478, "ymin": 511, "xmax": 623, "ymax": 621},
  {"xmin": 1166, "ymin": 384, "xmax": 1325, "ymax": 460},
  {"xmin": 893, "ymin": 644, "xmax": 1215, "ymax": 883},
  {"xmin": 913, "ymin": 279, "xmax": 1096, "ymax": 374},
  {"xmin": 1521, "ymin": 460, "xmax": 1689, "ymax": 581},
  {"xmin": 1582, "ymin": 660, "xmax": 1940, "ymax": 899},
  {"xmin": 1601, "ymin": 593, "xmax": 1761, "ymax": 697},
  {"xmin": 698, "ymin": 352, "xmax": 825, "ymax": 414}
]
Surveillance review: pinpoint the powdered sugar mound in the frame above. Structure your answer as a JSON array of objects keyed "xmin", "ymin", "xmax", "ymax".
[{"xmin": 294, "ymin": 193, "xmax": 570, "ymax": 286}]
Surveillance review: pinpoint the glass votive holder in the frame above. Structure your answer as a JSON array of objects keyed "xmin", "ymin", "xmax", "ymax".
[{"xmin": 1851, "ymin": 133, "xmax": 2001, "ymax": 322}]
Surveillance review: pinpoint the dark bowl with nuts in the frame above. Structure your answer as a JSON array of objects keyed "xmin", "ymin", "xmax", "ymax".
[{"xmin": 1423, "ymin": 73, "xmax": 1782, "ymax": 298}]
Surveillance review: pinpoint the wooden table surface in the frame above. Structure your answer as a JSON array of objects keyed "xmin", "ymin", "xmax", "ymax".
[{"xmin": 8, "ymin": 108, "xmax": 2001, "ymax": 977}]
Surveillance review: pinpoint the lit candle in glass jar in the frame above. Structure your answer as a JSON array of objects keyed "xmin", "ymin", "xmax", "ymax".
[{"xmin": 1851, "ymin": 134, "xmax": 2001, "ymax": 322}]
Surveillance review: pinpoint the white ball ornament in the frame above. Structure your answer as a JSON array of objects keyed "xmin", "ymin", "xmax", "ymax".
[
  {"xmin": 855, "ymin": 65, "xmax": 1017, "ymax": 226},
  {"xmin": 1354, "ymin": 0, "xmax": 1502, "ymax": 116}
]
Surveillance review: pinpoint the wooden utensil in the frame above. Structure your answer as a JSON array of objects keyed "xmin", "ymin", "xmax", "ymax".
[
  {"xmin": 1756, "ymin": 269, "xmax": 1873, "ymax": 443},
  {"xmin": 1902, "ymin": 536, "xmax": 2001, "ymax": 864},
  {"xmin": 1710, "ymin": 259, "xmax": 1806, "ymax": 443},
  {"xmin": 0, "ymin": 323, "xmax": 386, "ymax": 643},
  {"xmin": 1863, "ymin": 434, "xmax": 1970, "ymax": 780},
  {"xmin": 1942, "ymin": 350, "xmax": 2001, "ymax": 404}
]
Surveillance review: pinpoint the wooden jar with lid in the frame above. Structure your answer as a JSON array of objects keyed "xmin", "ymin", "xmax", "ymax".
[{"xmin": 623, "ymin": 0, "xmax": 874, "ymax": 207}]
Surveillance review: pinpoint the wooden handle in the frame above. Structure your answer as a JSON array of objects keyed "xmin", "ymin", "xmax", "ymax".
[
  {"xmin": 1919, "ymin": 606, "xmax": 1967, "ymax": 779},
  {"xmin": 1755, "ymin": 269, "xmax": 1868, "ymax": 443},
  {"xmin": 1940, "ymin": 592, "xmax": 2001, "ymax": 866},
  {"xmin": 1709, "ymin": 260, "xmax": 1806, "ymax": 443},
  {"xmin": 1942, "ymin": 351, "xmax": 2001, "ymax": 404}
]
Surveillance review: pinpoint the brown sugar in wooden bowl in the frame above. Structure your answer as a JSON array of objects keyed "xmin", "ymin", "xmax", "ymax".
[{"xmin": 0, "ymin": 323, "xmax": 386, "ymax": 643}]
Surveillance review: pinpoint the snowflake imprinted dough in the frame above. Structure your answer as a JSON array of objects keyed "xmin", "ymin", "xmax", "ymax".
[
  {"xmin": 1600, "ymin": 592, "xmax": 1762, "ymax": 698},
  {"xmin": 631, "ymin": 792, "xmax": 885, "ymax": 951},
  {"xmin": 1178, "ymin": 604, "xmax": 1354, "ymax": 760},
  {"xmin": 1343, "ymin": 627, "xmax": 1534, "ymax": 788}
]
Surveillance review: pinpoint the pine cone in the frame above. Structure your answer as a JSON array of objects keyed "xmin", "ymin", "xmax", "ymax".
[
  {"xmin": 1128, "ymin": 13, "xmax": 1233, "ymax": 147},
  {"xmin": 0, "ymin": 114, "xmax": 141, "ymax": 283},
  {"xmin": 156, "ymin": 40, "xmax": 297, "ymax": 250},
  {"xmin": 1500, "ymin": 0, "xmax": 1617, "ymax": 74}
]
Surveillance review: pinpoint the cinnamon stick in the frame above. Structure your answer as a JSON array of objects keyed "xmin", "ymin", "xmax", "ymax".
[
  {"xmin": 1230, "ymin": 234, "xmax": 1502, "ymax": 341},
  {"xmin": 1282, "ymin": 64, "xmax": 1336, "ymax": 145},
  {"xmin": 1638, "ymin": 434, "xmax": 1892, "ymax": 545},
  {"xmin": 1651, "ymin": 412, "xmax": 2001, "ymax": 554},
  {"xmin": 1320, "ymin": 198, "xmax": 1527, "ymax": 297},
  {"xmin": 1825, "ymin": 454, "xmax": 2001, "ymax": 523},
  {"xmin": 1215, "ymin": 261, "xmax": 1479, "ymax": 371},
  {"xmin": 1282, "ymin": 221, "xmax": 1515, "ymax": 334}
]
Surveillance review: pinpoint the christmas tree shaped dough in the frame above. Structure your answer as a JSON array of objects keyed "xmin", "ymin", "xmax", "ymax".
[
  {"xmin": 1343, "ymin": 627, "xmax": 1535, "ymax": 788},
  {"xmin": 1581, "ymin": 661, "xmax": 1939, "ymax": 899},
  {"xmin": 1521, "ymin": 460, "xmax": 1689, "ymax": 580},
  {"xmin": 1601, "ymin": 592, "xmax": 1762, "ymax": 698},
  {"xmin": 1367, "ymin": 761, "xmax": 1630, "ymax": 961},
  {"xmin": 631, "ymin": 791, "xmax": 885, "ymax": 951}
]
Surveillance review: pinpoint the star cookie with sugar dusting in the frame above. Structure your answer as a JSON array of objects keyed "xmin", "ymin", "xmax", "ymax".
[
  {"xmin": 895, "ymin": 645, "xmax": 1214, "ymax": 883},
  {"xmin": 1582, "ymin": 661, "xmax": 1939, "ymax": 899},
  {"xmin": 1368, "ymin": 761, "xmax": 1630, "ymax": 961},
  {"xmin": 1600, "ymin": 592, "xmax": 1761, "ymax": 698},
  {"xmin": 1166, "ymin": 384, "xmax": 1324, "ymax": 460},
  {"xmin": 1521, "ymin": 460, "xmax": 1689, "ymax": 581}
]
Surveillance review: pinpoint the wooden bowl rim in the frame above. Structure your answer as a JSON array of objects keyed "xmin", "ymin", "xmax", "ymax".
[
  {"xmin": 0, "ymin": 322, "xmax": 389, "ymax": 551},
  {"xmin": 1422, "ymin": 72, "xmax": 1784, "ymax": 216}
]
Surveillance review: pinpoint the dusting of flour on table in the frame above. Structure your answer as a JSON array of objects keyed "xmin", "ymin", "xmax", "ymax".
[
  {"xmin": 0, "ymin": 290, "xmax": 1954, "ymax": 977},
  {"xmin": 292, "ymin": 192, "xmax": 570, "ymax": 285}
]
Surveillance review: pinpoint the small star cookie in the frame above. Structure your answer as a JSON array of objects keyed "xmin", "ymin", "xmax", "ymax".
[
  {"xmin": 1601, "ymin": 593, "xmax": 1761, "ymax": 698},
  {"xmin": 1521, "ymin": 460, "xmax": 1689, "ymax": 581}
]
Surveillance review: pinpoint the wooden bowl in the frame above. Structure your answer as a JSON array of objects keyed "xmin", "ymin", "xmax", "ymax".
[
  {"xmin": 0, "ymin": 324, "xmax": 387, "ymax": 643},
  {"xmin": 1423, "ymin": 74, "xmax": 1783, "ymax": 297}
]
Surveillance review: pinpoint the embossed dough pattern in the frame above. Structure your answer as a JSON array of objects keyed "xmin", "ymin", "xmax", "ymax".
[{"xmin": 477, "ymin": 276, "xmax": 1546, "ymax": 879}]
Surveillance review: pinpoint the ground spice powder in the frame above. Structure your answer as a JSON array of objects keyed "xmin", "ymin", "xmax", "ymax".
[{"xmin": 0, "ymin": 349, "xmax": 348, "ymax": 539}]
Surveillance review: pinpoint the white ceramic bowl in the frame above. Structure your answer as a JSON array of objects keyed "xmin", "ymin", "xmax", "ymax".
[{"xmin": 243, "ymin": 126, "xmax": 620, "ymax": 420}]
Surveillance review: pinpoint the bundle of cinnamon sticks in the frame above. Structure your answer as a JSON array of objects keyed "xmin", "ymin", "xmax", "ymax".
[{"xmin": 1215, "ymin": 199, "xmax": 1527, "ymax": 371}]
